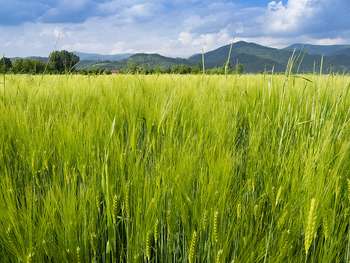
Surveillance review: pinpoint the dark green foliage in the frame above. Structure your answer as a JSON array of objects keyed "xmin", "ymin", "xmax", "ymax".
[
  {"xmin": 12, "ymin": 59, "xmax": 46, "ymax": 74},
  {"xmin": 48, "ymin": 50, "xmax": 80, "ymax": 73},
  {"xmin": 235, "ymin": 64, "xmax": 244, "ymax": 74},
  {"xmin": 170, "ymin": 64, "xmax": 194, "ymax": 74},
  {"xmin": 127, "ymin": 53, "xmax": 190, "ymax": 69},
  {"xmin": 0, "ymin": 57, "xmax": 12, "ymax": 73}
]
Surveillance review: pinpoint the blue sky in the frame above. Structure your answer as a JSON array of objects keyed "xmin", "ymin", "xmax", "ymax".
[{"xmin": 0, "ymin": 0, "xmax": 349, "ymax": 57}]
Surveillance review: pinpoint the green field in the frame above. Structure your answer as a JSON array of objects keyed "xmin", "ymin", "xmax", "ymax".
[{"xmin": 0, "ymin": 74, "xmax": 350, "ymax": 262}]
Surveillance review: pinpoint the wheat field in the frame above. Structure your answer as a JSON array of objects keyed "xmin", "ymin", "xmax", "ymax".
[{"xmin": 0, "ymin": 74, "xmax": 350, "ymax": 262}]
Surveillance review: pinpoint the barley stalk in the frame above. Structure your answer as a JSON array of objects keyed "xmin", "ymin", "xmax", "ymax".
[
  {"xmin": 304, "ymin": 198, "xmax": 317, "ymax": 255},
  {"xmin": 237, "ymin": 204, "xmax": 241, "ymax": 220},
  {"xmin": 188, "ymin": 231, "xmax": 198, "ymax": 263},
  {"xmin": 213, "ymin": 211, "xmax": 219, "ymax": 243},
  {"xmin": 154, "ymin": 219, "xmax": 159, "ymax": 244},
  {"xmin": 76, "ymin": 247, "xmax": 81, "ymax": 263},
  {"xmin": 113, "ymin": 194, "xmax": 119, "ymax": 223},
  {"xmin": 216, "ymin": 249, "xmax": 223, "ymax": 263},
  {"xmin": 145, "ymin": 231, "xmax": 152, "ymax": 261}
]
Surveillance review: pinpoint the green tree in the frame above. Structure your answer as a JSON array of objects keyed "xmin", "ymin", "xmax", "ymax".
[
  {"xmin": 126, "ymin": 61, "xmax": 138, "ymax": 74},
  {"xmin": 171, "ymin": 64, "xmax": 192, "ymax": 74},
  {"xmin": 48, "ymin": 50, "xmax": 80, "ymax": 73},
  {"xmin": 0, "ymin": 57, "xmax": 12, "ymax": 73},
  {"xmin": 12, "ymin": 59, "xmax": 24, "ymax": 73},
  {"xmin": 154, "ymin": 66, "xmax": 162, "ymax": 74},
  {"xmin": 13, "ymin": 59, "xmax": 46, "ymax": 74},
  {"xmin": 235, "ymin": 64, "xmax": 244, "ymax": 74}
]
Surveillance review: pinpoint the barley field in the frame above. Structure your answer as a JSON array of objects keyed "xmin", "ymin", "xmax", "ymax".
[{"xmin": 0, "ymin": 74, "xmax": 350, "ymax": 262}]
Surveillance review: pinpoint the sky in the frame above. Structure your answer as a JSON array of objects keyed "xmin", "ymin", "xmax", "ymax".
[{"xmin": 0, "ymin": 0, "xmax": 350, "ymax": 57}]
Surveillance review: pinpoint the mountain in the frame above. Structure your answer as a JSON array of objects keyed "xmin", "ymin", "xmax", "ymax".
[
  {"xmin": 10, "ymin": 41, "xmax": 350, "ymax": 73},
  {"xmin": 285, "ymin": 43, "xmax": 350, "ymax": 56},
  {"xmin": 76, "ymin": 60, "xmax": 124, "ymax": 70},
  {"xmin": 74, "ymin": 52, "xmax": 132, "ymax": 62},
  {"xmin": 333, "ymin": 48, "xmax": 350, "ymax": 56},
  {"xmin": 78, "ymin": 41, "xmax": 350, "ymax": 73},
  {"xmin": 26, "ymin": 56, "xmax": 49, "ymax": 62},
  {"xmin": 76, "ymin": 53, "xmax": 190, "ymax": 71},
  {"xmin": 10, "ymin": 56, "xmax": 49, "ymax": 62},
  {"xmin": 126, "ymin": 53, "xmax": 190, "ymax": 68},
  {"xmin": 188, "ymin": 41, "xmax": 320, "ymax": 72},
  {"xmin": 190, "ymin": 41, "xmax": 291, "ymax": 65},
  {"xmin": 188, "ymin": 41, "xmax": 350, "ymax": 73},
  {"xmin": 188, "ymin": 41, "xmax": 294, "ymax": 71}
]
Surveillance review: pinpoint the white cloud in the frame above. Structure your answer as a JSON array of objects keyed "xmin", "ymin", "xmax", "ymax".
[
  {"xmin": 178, "ymin": 32, "xmax": 193, "ymax": 45},
  {"xmin": 177, "ymin": 28, "xmax": 234, "ymax": 54},
  {"xmin": 1, "ymin": 0, "xmax": 350, "ymax": 57},
  {"xmin": 265, "ymin": 0, "xmax": 350, "ymax": 37},
  {"xmin": 266, "ymin": 0, "xmax": 323, "ymax": 33},
  {"xmin": 313, "ymin": 37, "xmax": 348, "ymax": 45},
  {"xmin": 109, "ymin": 42, "xmax": 137, "ymax": 54}
]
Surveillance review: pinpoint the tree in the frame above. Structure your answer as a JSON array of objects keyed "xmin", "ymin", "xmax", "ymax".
[
  {"xmin": 12, "ymin": 59, "xmax": 46, "ymax": 74},
  {"xmin": 126, "ymin": 61, "xmax": 138, "ymax": 74},
  {"xmin": 12, "ymin": 59, "xmax": 24, "ymax": 73},
  {"xmin": 235, "ymin": 64, "xmax": 244, "ymax": 74},
  {"xmin": 171, "ymin": 64, "xmax": 192, "ymax": 74},
  {"xmin": 48, "ymin": 50, "xmax": 80, "ymax": 73},
  {"xmin": 154, "ymin": 66, "xmax": 162, "ymax": 74},
  {"xmin": 0, "ymin": 57, "xmax": 12, "ymax": 73}
]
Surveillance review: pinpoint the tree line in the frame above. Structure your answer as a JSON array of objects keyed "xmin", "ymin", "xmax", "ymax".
[
  {"xmin": 1, "ymin": 50, "xmax": 244, "ymax": 75},
  {"xmin": 0, "ymin": 51, "xmax": 80, "ymax": 74}
]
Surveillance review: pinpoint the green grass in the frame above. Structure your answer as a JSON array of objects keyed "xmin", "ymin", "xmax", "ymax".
[{"xmin": 0, "ymin": 74, "xmax": 350, "ymax": 262}]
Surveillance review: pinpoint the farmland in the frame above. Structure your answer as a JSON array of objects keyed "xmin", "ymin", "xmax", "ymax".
[{"xmin": 0, "ymin": 74, "xmax": 350, "ymax": 262}]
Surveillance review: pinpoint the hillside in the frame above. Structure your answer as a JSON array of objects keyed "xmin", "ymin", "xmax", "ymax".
[
  {"xmin": 74, "ymin": 52, "xmax": 132, "ymax": 62},
  {"xmin": 10, "ymin": 56, "xmax": 49, "ymax": 63},
  {"xmin": 83, "ymin": 41, "xmax": 350, "ymax": 73},
  {"xmin": 188, "ymin": 41, "xmax": 293, "ymax": 71},
  {"xmin": 285, "ymin": 43, "xmax": 350, "ymax": 56},
  {"xmin": 126, "ymin": 53, "xmax": 190, "ymax": 69},
  {"xmin": 76, "ymin": 53, "xmax": 190, "ymax": 71},
  {"xmin": 189, "ymin": 41, "xmax": 294, "ymax": 66},
  {"xmin": 10, "ymin": 41, "xmax": 350, "ymax": 73},
  {"xmin": 188, "ymin": 41, "xmax": 350, "ymax": 73}
]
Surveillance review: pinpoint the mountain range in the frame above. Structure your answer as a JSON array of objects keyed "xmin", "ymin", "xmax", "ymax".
[
  {"xmin": 14, "ymin": 42, "xmax": 350, "ymax": 73},
  {"xmin": 73, "ymin": 52, "xmax": 132, "ymax": 62},
  {"xmin": 284, "ymin": 44, "xmax": 350, "ymax": 56}
]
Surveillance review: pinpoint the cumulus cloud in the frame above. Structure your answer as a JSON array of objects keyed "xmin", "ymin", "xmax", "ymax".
[
  {"xmin": 265, "ymin": 0, "xmax": 350, "ymax": 37},
  {"xmin": 266, "ymin": 0, "xmax": 318, "ymax": 32},
  {"xmin": 0, "ymin": 0, "xmax": 350, "ymax": 57}
]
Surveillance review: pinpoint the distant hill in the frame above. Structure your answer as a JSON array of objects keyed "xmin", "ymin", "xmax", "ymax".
[
  {"xmin": 126, "ymin": 53, "xmax": 190, "ymax": 68},
  {"xmin": 26, "ymin": 56, "xmax": 49, "ymax": 62},
  {"xmin": 72, "ymin": 42, "xmax": 350, "ymax": 73},
  {"xmin": 76, "ymin": 53, "xmax": 190, "ymax": 71},
  {"xmin": 10, "ymin": 56, "xmax": 49, "ymax": 63},
  {"xmin": 188, "ymin": 41, "xmax": 350, "ymax": 73},
  {"xmin": 189, "ymin": 41, "xmax": 292, "ymax": 66},
  {"xmin": 76, "ymin": 60, "xmax": 124, "ymax": 70},
  {"xmin": 74, "ymin": 52, "xmax": 132, "ymax": 62},
  {"xmin": 285, "ymin": 43, "xmax": 350, "ymax": 56},
  {"xmin": 10, "ymin": 41, "xmax": 350, "ymax": 73},
  {"xmin": 188, "ymin": 41, "xmax": 294, "ymax": 71},
  {"xmin": 332, "ymin": 48, "xmax": 350, "ymax": 56}
]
